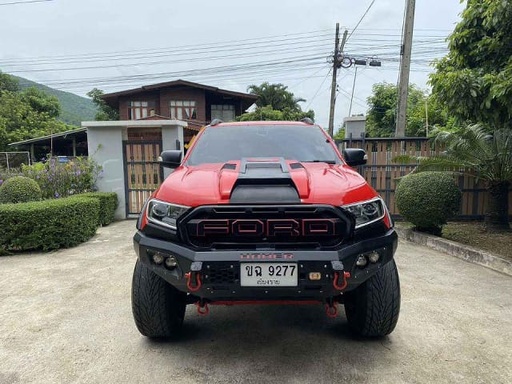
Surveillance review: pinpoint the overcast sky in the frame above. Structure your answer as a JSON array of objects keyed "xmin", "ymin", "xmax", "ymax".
[{"xmin": 0, "ymin": 0, "xmax": 465, "ymax": 131}]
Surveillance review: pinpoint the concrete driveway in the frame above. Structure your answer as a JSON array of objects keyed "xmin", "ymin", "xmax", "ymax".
[{"xmin": 1, "ymin": 220, "xmax": 511, "ymax": 384}]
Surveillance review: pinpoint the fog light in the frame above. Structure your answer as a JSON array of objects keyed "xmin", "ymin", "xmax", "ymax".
[
  {"xmin": 308, "ymin": 272, "xmax": 321, "ymax": 281},
  {"xmin": 165, "ymin": 255, "xmax": 178, "ymax": 269},
  {"xmin": 367, "ymin": 251, "xmax": 380, "ymax": 263},
  {"xmin": 152, "ymin": 253, "xmax": 164, "ymax": 265},
  {"xmin": 355, "ymin": 254, "xmax": 368, "ymax": 267}
]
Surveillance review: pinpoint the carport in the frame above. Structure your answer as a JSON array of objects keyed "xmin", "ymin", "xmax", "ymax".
[{"xmin": 8, "ymin": 128, "xmax": 88, "ymax": 162}]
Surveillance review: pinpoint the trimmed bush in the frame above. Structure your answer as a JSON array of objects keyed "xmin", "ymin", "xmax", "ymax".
[
  {"xmin": 395, "ymin": 171, "xmax": 462, "ymax": 234},
  {"xmin": 0, "ymin": 176, "xmax": 42, "ymax": 204},
  {"xmin": 0, "ymin": 170, "xmax": 20, "ymax": 187},
  {"xmin": 0, "ymin": 196, "xmax": 100, "ymax": 252},
  {"xmin": 79, "ymin": 192, "xmax": 118, "ymax": 226}
]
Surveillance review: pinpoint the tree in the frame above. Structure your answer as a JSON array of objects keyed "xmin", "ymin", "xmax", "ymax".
[
  {"xmin": 0, "ymin": 91, "xmax": 69, "ymax": 151},
  {"xmin": 365, "ymin": 83, "xmax": 398, "ymax": 137},
  {"xmin": 425, "ymin": 0, "xmax": 512, "ymax": 231},
  {"xmin": 0, "ymin": 73, "xmax": 69, "ymax": 151},
  {"xmin": 0, "ymin": 71, "xmax": 19, "ymax": 93},
  {"xmin": 22, "ymin": 87, "xmax": 60, "ymax": 119},
  {"xmin": 333, "ymin": 127, "xmax": 346, "ymax": 140},
  {"xmin": 396, "ymin": 125, "xmax": 512, "ymax": 231},
  {"xmin": 365, "ymin": 83, "xmax": 448, "ymax": 137},
  {"xmin": 248, "ymin": 82, "xmax": 306, "ymax": 112},
  {"xmin": 240, "ymin": 82, "xmax": 315, "ymax": 122},
  {"xmin": 429, "ymin": 0, "xmax": 512, "ymax": 130},
  {"xmin": 237, "ymin": 105, "xmax": 314, "ymax": 122},
  {"xmin": 87, "ymin": 88, "xmax": 119, "ymax": 121}
]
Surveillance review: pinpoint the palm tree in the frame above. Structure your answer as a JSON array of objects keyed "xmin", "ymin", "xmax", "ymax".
[
  {"xmin": 247, "ymin": 82, "xmax": 306, "ymax": 112},
  {"xmin": 397, "ymin": 125, "xmax": 512, "ymax": 231}
]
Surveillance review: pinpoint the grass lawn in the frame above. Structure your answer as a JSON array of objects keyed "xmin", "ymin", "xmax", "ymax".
[
  {"xmin": 395, "ymin": 221, "xmax": 512, "ymax": 262},
  {"xmin": 441, "ymin": 222, "xmax": 512, "ymax": 261}
]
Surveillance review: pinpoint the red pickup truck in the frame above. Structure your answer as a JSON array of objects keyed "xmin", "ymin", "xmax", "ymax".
[{"xmin": 131, "ymin": 119, "xmax": 400, "ymax": 339}]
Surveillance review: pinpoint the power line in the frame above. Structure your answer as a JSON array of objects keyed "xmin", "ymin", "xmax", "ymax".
[
  {"xmin": 0, "ymin": 30, "xmax": 447, "ymax": 66},
  {"xmin": 0, "ymin": 30, "xmax": 332, "ymax": 64},
  {"xmin": 10, "ymin": 51, "xmax": 437, "ymax": 93},
  {"xmin": 306, "ymin": 69, "xmax": 332, "ymax": 110},
  {"xmin": 347, "ymin": 0, "xmax": 377, "ymax": 41},
  {"xmin": 290, "ymin": 66, "xmax": 329, "ymax": 88},
  {"xmin": 3, "ymin": 39, "xmax": 448, "ymax": 74},
  {"xmin": 1, "ymin": 42, "xmax": 333, "ymax": 72},
  {"xmin": 0, "ymin": 21, "xmax": 453, "ymax": 102},
  {"xmin": 337, "ymin": 87, "xmax": 367, "ymax": 109},
  {"xmin": 35, "ymin": 56, "xmax": 325, "ymax": 87},
  {"xmin": 0, "ymin": 0, "xmax": 52, "ymax": 5}
]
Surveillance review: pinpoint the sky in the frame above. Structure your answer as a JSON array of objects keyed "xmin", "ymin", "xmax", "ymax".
[{"xmin": 0, "ymin": 0, "xmax": 465, "ymax": 131}]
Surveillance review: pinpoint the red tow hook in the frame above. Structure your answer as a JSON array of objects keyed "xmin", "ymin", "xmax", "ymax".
[
  {"xmin": 325, "ymin": 302, "xmax": 338, "ymax": 318},
  {"xmin": 195, "ymin": 301, "xmax": 209, "ymax": 316},
  {"xmin": 185, "ymin": 271, "xmax": 202, "ymax": 292},
  {"xmin": 333, "ymin": 271, "xmax": 351, "ymax": 291}
]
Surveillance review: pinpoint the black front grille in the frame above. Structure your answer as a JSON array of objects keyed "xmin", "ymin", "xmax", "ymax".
[
  {"xmin": 179, "ymin": 205, "xmax": 353, "ymax": 250},
  {"xmin": 203, "ymin": 263, "xmax": 239, "ymax": 287}
]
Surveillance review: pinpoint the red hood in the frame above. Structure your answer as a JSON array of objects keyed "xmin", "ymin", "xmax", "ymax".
[{"xmin": 154, "ymin": 161, "xmax": 377, "ymax": 207}]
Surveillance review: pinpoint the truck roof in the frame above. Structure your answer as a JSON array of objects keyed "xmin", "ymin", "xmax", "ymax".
[{"xmin": 209, "ymin": 120, "xmax": 316, "ymax": 128}]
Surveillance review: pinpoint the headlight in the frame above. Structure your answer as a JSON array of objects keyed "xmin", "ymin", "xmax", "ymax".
[
  {"xmin": 342, "ymin": 198, "xmax": 386, "ymax": 229},
  {"xmin": 146, "ymin": 199, "xmax": 190, "ymax": 230}
]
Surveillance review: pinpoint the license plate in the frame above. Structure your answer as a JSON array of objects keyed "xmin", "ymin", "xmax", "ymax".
[{"xmin": 240, "ymin": 263, "xmax": 298, "ymax": 287}]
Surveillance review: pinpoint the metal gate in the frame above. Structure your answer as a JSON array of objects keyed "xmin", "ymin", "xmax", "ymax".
[{"xmin": 123, "ymin": 140, "xmax": 163, "ymax": 216}]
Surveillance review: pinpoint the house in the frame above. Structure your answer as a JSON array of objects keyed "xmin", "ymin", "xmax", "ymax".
[
  {"xmin": 84, "ymin": 80, "xmax": 257, "ymax": 218},
  {"xmin": 101, "ymin": 79, "xmax": 258, "ymax": 143},
  {"xmin": 9, "ymin": 80, "xmax": 257, "ymax": 218}
]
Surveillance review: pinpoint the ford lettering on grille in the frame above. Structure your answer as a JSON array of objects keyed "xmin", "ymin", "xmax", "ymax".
[
  {"xmin": 191, "ymin": 218, "xmax": 339, "ymax": 237},
  {"xmin": 180, "ymin": 205, "xmax": 351, "ymax": 248}
]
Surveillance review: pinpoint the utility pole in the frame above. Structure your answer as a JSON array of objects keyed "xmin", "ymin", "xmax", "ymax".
[
  {"xmin": 328, "ymin": 23, "xmax": 340, "ymax": 137},
  {"xmin": 328, "ymin": 24, "xmax": 348, "ymax": 137},
  {"xmin": 395, "ymin": 0, "xmax": 416, "ymax": 137},
  {"xmin": 348, "ymin": 66, "xmax": 358, "ymax": 117},
  {"xmin": 425, "ymin": 97, "xmax": 429, "ymax": 136}
]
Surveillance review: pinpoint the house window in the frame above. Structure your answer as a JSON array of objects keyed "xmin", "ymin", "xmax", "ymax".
[
  {"xmin": 128, "ymin": 101, "xmax": 156, "ymax": 120},
  {"xmin": 211, "ymin": 104, "xmax": 235, "ymax": 122},
  {"xmin": 170, "ymin": 100, "xmax": 197, "ymax": 120}
]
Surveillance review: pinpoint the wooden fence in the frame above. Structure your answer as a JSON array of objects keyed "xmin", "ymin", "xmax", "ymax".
[{"xmin": 336, "ymin": 137, "xmax": 512, "ymax": 219}]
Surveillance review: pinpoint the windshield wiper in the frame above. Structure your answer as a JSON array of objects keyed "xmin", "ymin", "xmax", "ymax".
[{"xmin": 302, "ymin": 160, "xmax": 337, "ymax": 164}]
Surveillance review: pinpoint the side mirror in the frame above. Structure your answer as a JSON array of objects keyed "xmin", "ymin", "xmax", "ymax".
[
  {"xmin": 159, "ymin": 150, "xmax": 182, "ymax": 168},
  {"xmin": 342, "ymin": 148, "xmax": 367, "ymax": 166}
]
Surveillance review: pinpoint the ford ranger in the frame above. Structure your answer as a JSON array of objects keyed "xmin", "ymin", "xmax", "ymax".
[{"xmin": 131, "ymin": 119, "xmax": 400, "ymax": 338}]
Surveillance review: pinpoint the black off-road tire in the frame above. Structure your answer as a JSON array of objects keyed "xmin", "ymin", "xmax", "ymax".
[
  {"xmin": 344, "ymin": 259, "xmax": 400, "ymax": 337},
  {"xmin": 131, "ymin": 259, "xmax": 187, "ymax": 339}
]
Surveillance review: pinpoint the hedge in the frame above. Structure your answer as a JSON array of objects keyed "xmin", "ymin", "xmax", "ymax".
[
  {"xmin": 0, "ymin": 196, "xmax": 100, "ymax": 252},
  {"xmin": 79, "ymin": 192, "xmax": 118, "ymax": 226}
]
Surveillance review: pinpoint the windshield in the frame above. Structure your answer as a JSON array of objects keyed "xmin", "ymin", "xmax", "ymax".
[{"xmin": 187, "ymin": 125, "xmax": 340, "ymax": 166}]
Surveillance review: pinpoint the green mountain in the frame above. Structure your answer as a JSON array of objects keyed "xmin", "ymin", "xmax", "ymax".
[{"xmin": 12, "ymin": 75, "xmax": 98, "ymax": 126}]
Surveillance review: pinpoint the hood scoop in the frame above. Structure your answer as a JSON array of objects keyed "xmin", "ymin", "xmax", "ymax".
[
  {"xmin": 221, "ymin": 163, "xmax": 237, "ymax": 170},
  {"xmin": 229, "ymin": 158, "xmax": 300, "ymax": 203}
]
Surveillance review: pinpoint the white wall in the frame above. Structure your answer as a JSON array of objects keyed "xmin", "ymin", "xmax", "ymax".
[
  {"xmin": 87, "ymin": 126, "xmax": 126, "ymax": 220},
  {"xmin": 345, "ymin": 120, "xmax": 366, "ymax": 139},
  {"xmin": 84, "ymin": 121, "xmax": 186, "ymax": 219}
]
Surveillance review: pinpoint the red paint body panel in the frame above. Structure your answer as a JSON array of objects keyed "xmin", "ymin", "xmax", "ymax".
[
  {"xmin": 153, "ymin": 121, "xmax": 378, "ymax": 207},
  {"xmin": 154, "ymin": 161, "xmax": 377, "ymax": 207}
]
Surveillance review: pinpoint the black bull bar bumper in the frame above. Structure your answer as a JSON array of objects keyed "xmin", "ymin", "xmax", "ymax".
[{"xmin": 133, "ymin": 228, "xmax": 398, "ymax": 302}]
